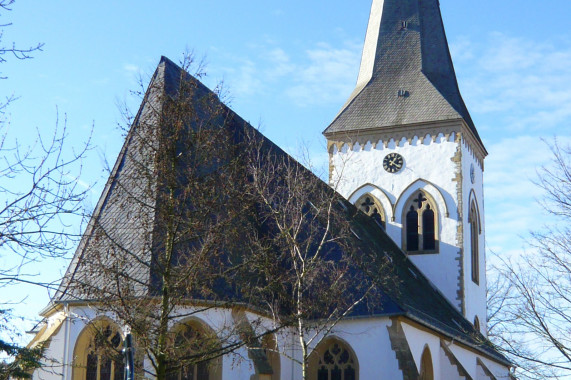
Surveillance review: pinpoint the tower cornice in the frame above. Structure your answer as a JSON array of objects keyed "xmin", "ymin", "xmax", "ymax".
[{"xmin": 325, "ymin": 119, "xmax": 487, "ymax": 169}]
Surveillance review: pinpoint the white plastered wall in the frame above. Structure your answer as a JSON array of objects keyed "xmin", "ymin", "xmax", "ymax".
[
  {"xmin": 303, "ymin": 317, "xmax": 402, "ymax": 380},
  {"xmin": 259, "ymin": 316, "xmax": 403, "ymax": 380},
  {"xmin": 36, "ymin": 307, "xmax": 408, "ymax": 380},
  {"xmin": 32, "ymin": 310, "xmax": 68, "ymax": 380},
  {"xmin": 34, "ymin": 305, "xmax": 510, "ymax": 380},
  {"xmin": 448, "ymin": 340, "xmax": 511, "ymax": 380},
  {"xmin": 331, "ymin": 132, "xmax": 463, "ymax": 310},
  {"xmin": 401, "ymin": 321, "xmax": 511, "ymax": 380},
  {"xmin": 35, "ymin": 305, "xmax": 263, "ymax": 380}
]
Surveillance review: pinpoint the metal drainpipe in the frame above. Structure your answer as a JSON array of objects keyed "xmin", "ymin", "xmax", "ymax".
[
  {"xmin": 290, "ymin": 331, "xmax": 294, "ymax": 380},
  {"xmin": 62, "ymin": 304, "xmax": 70, "ymax": 380}
]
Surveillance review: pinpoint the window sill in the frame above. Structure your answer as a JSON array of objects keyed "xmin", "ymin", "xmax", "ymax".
[{"xmin": 406, "ymin": 250, "xmax": 439, "ymax": 255}]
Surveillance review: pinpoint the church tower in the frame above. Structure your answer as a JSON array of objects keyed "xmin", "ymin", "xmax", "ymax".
[{"xmin": 324, "ymin": 0, "xmax": 487, "ymax": 333}]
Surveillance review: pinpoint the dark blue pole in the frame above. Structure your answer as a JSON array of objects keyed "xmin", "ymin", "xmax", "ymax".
[{"xmin": 123, "ymin": 333, "xmax": 135, "ymax": 380}]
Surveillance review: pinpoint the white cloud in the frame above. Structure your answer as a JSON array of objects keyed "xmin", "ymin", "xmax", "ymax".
[
  {"xmin": 123, "ymin": 63, "xmax": 141, "ymax": 74},
  {"xmin": 264, "ymin": 48, "xmax": 295, "ymax": 79},
  {"xmin": 484, "ymin": 135, "xmax": 571, "ymax": 256},
  {"xmin": 213, "ymin": 40, "xmax": 361, "ymax": 107},
  {"xmin": 449, "ymin": 36, "xmax": 475, "ymax": 62},
  {"xmin": 285, "ymin": 42, "xmax": 361, "ymax": 107},
  {"xmin": 453, "ymin": 33, "xmax": 571, "ymax": 133},
  {"xmin": 229, "ymin": 59, "xmax": 265, "ymax": 97}
]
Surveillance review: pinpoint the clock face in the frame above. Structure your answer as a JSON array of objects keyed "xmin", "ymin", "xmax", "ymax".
[
  {"xmin": 383, "ymin": 153, "xmax": 404, "ymax": 173},
  {"xmin": 470, "ymin": 163, "xmax": 475, "ymax": 184}
]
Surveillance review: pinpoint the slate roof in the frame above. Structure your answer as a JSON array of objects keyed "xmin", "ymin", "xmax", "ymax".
[
  {"xmin": 55, "ymin": 57, "xmax": 218, "ymax": 301},
  {"xmin": 323, "ymin": 0, "xmax": 483, "ymax": 148},
  {"xmin": 51, "ymin": 57, "xmax": 507, "ymax": 365}
]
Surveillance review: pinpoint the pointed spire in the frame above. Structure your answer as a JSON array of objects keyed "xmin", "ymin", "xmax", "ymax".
[
  {"xmin": 325, "ymin": 0, "xmax": 483, "ymax": 149},
  {"xmin": 356, "ymin": 0, "xmax": 385, "ymax": 88}
]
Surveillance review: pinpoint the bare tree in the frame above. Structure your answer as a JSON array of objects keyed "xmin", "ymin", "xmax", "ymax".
[
  {"xmin": 0, "ymin": 120, "xmax": 91, "ymax": 285},
  {"xmin": 0, "ymin": 0, "xmax": 44, "ymax": 118},
  {"xmin": 488, "ymin": 140, "xmax": 571, "ymax": 380},
  {"xmin": 62, "ymin": 55, "xmax": 269, "ymax": 380},
  {"xmin": 0, "ymin": 121, "xmax": 91, "ymax": 379},
  {"xmin": 55, "ymin": 53, "xmax": 395, "ymax": 380},
  {"xmin": 0, "ymin": 0, "xmax": 69, "ymax": 289},
  {"xmin": 242, "ymin": 136, "xmax": 390, "ymax": 380},
  {"xmin": 0, "ymin": 0, "xmax": 44, "ymax": 80},
  {"xmin": 0, "ymin": 1, "xmax": 89, "ymax": 378}
]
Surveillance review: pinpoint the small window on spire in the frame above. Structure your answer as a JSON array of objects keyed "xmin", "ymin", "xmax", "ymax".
[{"xmin": 400, "ymin": 21, "xmax": 408, "ymax": 30}]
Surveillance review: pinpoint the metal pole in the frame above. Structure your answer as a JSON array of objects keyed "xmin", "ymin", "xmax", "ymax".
[{"xmin": 123, "ymin": 333, "xmax": 135, "ymax": 380}]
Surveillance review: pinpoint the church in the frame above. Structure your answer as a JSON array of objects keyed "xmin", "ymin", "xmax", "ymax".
[{"xmin": 27, "ymin": 0, "xmax": 513, "ymax": 379}]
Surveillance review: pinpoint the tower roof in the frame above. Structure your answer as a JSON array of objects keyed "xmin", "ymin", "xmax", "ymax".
[{"xmin": 324, "ymin": 0, "xmax": 482, "ymax": 147}]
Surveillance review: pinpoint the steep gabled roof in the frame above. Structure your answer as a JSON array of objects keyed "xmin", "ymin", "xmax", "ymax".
[
  {"xmin": 53, "ymin": 57, "xmax": 505, "ymax": 364},
  {"xmin": 324, "ymin": 0, "xmax": 483, "ymax": 149}
]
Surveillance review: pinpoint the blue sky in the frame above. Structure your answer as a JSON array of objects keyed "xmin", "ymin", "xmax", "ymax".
[{"xmin": 2, "ymin": 0, "xmax": 571, "ymax": 341}]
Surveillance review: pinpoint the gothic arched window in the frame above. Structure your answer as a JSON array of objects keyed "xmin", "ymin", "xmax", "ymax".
[
  {"xmin": 73, "ymin": 320, "xmax": 124, "ymax": 380},
  {"xmin": 356, "ymin": 194, "xmax": 385, "ymax": 230},
  {"xmin": 309, "ymin": 339, "xmax": 358, "ymax": 380},
  {"xmin": 469, "ymin": 200, "xmax": 480, "ymax": 284},
  {"xmin": 166, "ymin": 322, "xmax": 222, "ymax": 380},
  {"xmin": 419, "ymin": 346, "xmax": 434, "ymax": 380},
  {"xmin": 402, "ymin": 191, "xmax": 438, "ymax": 254}
]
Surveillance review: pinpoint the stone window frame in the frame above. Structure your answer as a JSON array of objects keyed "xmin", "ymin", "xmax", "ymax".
[
  {"xmin": 72, "ymin": 318, "xmax": 124, "ymax": 380},
  {"xmin": 355, "ymin": 193, "xmax": 386, "ymax": 229},
  {"xmin": 401, "ymin": 190, "xmax": 439, "ymax": 254},
  {"xmin": 469, "ymin": 199, "xmax": 481, "ymax": 285},
  {"xmin": 308, "ymin": 337, "xmax": 359, "ymax": 380},
  {"xmin": 419, "ymin": 345, "xmax": 434, "ymax": 380}
]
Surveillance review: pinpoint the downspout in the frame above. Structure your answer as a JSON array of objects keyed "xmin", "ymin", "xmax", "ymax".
[
  {"xmin": 290, "ymin": 331, "xmax": 295, "ymax": 380},
  {"xmin": 62, "ymin": 304, "xmax": 71, "ymax": 380}
]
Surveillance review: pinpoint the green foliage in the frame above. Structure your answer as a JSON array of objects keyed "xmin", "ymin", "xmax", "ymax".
[
  {"xmin": 0, "ymin": 339, "xmax": 43, "ymax": 380},
  {"xmin": 0, "ymin": 310, "xmax": 43, "ymax": 380}
]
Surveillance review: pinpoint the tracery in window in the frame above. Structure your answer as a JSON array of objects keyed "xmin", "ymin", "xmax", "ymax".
[
  {"xmin": 402, "ymin": 191, "xmax": 438, "ymax": 253},
  {"xmin": 469, "ymin": 200, "xmax": 480, "ymax": 284},
  {"xmin": 73, "ymin": 320, "xmax": 124, "ymax": 380},
  {"xmin": 310, "ymin": 339, "xmax": 358, "ymax": 380},
  {"xmin": 419, "ymin": 346, "xmax": 434, "ymax": 380},
  {"xmin": 166, "ymin": 322, "xmax": 221, "ymax": 380},
  {"xmin": 356, "ymin": 194, "xmax": 385, "ymax": 229}
]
